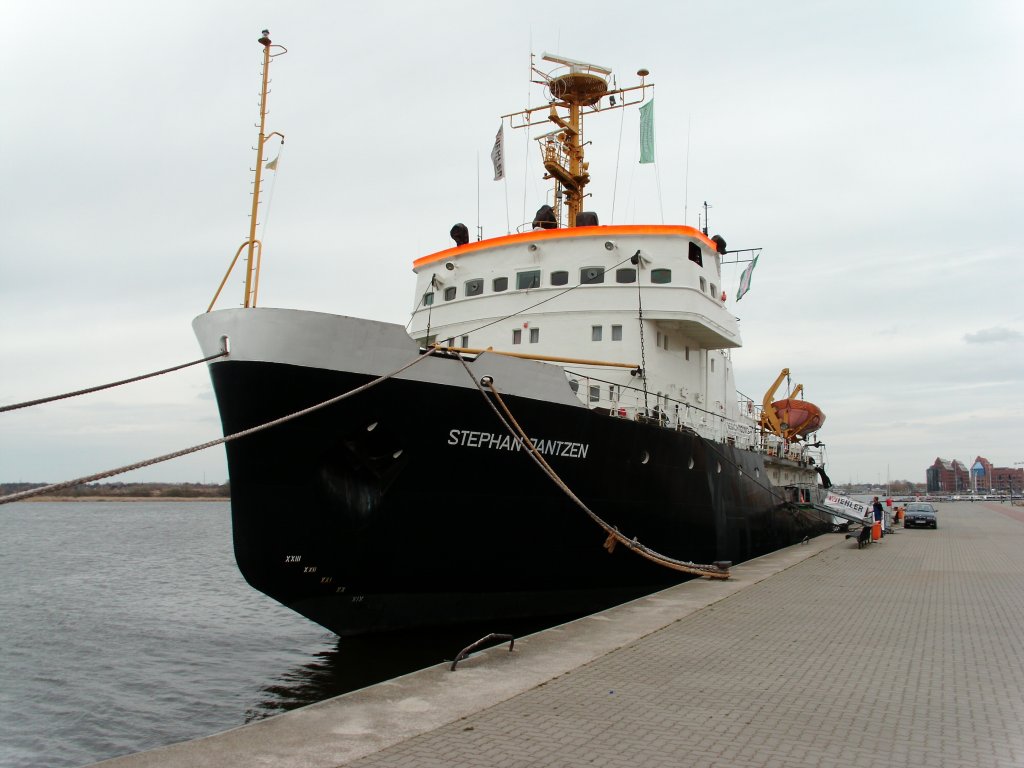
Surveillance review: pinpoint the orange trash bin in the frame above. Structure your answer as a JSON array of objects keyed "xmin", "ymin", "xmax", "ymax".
[{"xmin": 872, "ymin": 521, "xmax": 882, "ymax": 541}]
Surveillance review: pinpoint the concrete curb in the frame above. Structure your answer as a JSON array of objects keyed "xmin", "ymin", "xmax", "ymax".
[{"xmin": 94, "ymin": 533, "xmax": 844, "ymax": 768}]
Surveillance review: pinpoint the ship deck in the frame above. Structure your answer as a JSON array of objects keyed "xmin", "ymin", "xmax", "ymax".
[{"xmin": 94, "ymin": 500, "xmax": 1024, "ymax": 768}]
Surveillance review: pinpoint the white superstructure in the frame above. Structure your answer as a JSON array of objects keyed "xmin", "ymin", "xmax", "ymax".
[{"xmin": 408, "ymin": 224, "xmax": 759, "ymax": 450}]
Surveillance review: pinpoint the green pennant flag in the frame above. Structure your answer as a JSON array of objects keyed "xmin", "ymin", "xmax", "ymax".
[
  {"xmin": 736, "ymin": 255, "xmax": 758, "ymax": 301},
  {"xmin": 639, "ymin": 99, "xmax": 655, "ymax": 164}
]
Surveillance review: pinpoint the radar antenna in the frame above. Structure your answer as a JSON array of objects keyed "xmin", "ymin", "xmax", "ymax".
[{"xmin": 502, "ymin": 53, "xmax": 653, "ymax": 228}]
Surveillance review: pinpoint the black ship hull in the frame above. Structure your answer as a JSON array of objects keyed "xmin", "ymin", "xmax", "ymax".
[{"xmin": 209, "ymin": 356, "xmax": 829, "ymax": 636}]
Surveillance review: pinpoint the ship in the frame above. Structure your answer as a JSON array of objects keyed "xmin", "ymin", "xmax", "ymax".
[{"xmin": 193, "ymin": 35, "xmax": 834, "ymax": 637}]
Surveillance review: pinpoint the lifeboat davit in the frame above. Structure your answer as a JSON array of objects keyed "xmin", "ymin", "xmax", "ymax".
[{"xmin": 771, "ymin": 398, "xmax": 826, "ymax": 439}]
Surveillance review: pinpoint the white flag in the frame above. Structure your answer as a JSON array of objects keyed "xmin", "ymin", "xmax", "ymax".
[{"xmin": 490, "ymin": 124, "xmax": 505, "ymax": 181}]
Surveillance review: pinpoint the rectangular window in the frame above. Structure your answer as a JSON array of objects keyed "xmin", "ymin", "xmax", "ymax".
[
  {"xmin": 711, "ymin": 357, "xmax": 716, "ymax": 372},
  {"xmin": 422, "ymin": 292, "xmax": 434, "ymax": 306},
  {"xmin": 656, "ymin": 331, "xmax": 661, "ymax": 347},
  {"xmin": 609, "ymin": 384, "xmax": 617, "ymax": 402},
  {"xmin": 611, "ymin": 325, "xmax": 622, "ymax": 341},
  {"xmin": 461, "ymin": 335, "xmax": 469, "ymax": 347},
  {"xmin": 615, "ymin": 268, "xmax": 637, "ymax": 283},
  {"xmin": 517, "ymin": 270, "xmax": 541, "ymax": 289},
  {"xmin": 512, "ymin": 329, "xmax": 522, "ymax": 344},
  {"xmin": 446, "ymin": 337, "xmax": 454, "ymax": 347},
  {"xmin": 465, "ymin": 278, "xmax": 483, "ymax": 296},
  {"xmin": 529, "ymin": 328, "xmax": 539, "ymax": 343},
  {"xmin": 710, "ymin": 283, "xmax": 718, "ymax": 299},
  {"xmin": 685, "ymin": 345, "xmax": 690, "ymax": 361},
  {"xmin": 592, "ymin": 325, "xmax": 603, "ymax": 341},
  {"xmin": 651, "ymin": 268, "xmax": 671, "ymax": 284},
  {"xmin": 444, "ymin": 286, "xmax": 457, "ymax": 301},
  {"xmin": 663, "ymin": 335, "xmax": 669, "ymax": 350},
  {"xmin": 589, "ymin": 385, "xmax": 600, "ymax": 403},
  {"xmin": 699, "ymin": 277, "xmax": 707, "ymax": 293},
  {"xmin": 688, "ymin": 242, "xmax": 703, "ymax": 266},
  {"xmin": 493, "ymin": 276, "xmax": 508, "ymax": 292},
  {"xmin": 580, "ymin": 267, "xmax": 605, "ymax": 284},
  {"xmin": 550, "ymin": 270, "xmax": 569, "ymax": 286}
]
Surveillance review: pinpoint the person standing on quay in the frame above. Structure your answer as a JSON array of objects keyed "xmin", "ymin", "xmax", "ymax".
[{"xmin": 872, "ymin": 497, "xmax": 884, "ymax": 538}]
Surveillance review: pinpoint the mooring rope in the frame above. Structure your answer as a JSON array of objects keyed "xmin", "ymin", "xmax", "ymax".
[
  {"xmin": 0, "ymin": 348, "xmax": 437, "ymax": 505},
  {"xmin": 456, "ymin": 355, "xmax": 729, "ymax": 579},
  {"xmin": 0, "ymin": 352, "xmax": 229, "ymax": 414}
]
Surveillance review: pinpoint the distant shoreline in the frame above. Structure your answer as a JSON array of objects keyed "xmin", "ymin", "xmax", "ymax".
[{"xmin": 23, "ymin": 496, "xmax": 230, "ymax": 503}]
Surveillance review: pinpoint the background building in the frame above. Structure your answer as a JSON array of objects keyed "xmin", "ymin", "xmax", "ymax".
[
  {"xmin": 926, "ymin": 458, "xmax": 969, "ymax": 492},
  {"xmin": 990, "ymin": 466, "xmax": 1024, "ymax": 494}
]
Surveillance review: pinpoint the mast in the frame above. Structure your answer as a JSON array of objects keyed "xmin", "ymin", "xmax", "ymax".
[
  {"xmin": 243, "ymin": 30, "xmax": 286, "ymax": 308},
  {"xmin": 504, "ymin": 54, "xmax": 652, "ymax": 228},
  {"xmin": 206, "ymin": 31, "xmax": 287, "ymax": 313}
]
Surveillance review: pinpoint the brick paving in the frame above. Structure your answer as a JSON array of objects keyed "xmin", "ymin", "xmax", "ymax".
[{"xmin": 347, "ymin": 502, "xmax": 1024, "ymax": 768}]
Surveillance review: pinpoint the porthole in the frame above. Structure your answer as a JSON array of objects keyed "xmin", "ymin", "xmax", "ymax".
[
  {"xmin": 580, "ymin": 266, "xmax": 605, "ymax": 284},
  {"xmin": 367, "ymin": 422, "xmax": 378, "ymax": 432},
  {"xmin": 688, "ymin": 457, "xmax": 695, "ymax": 470},
  {"xmin": 640, "ymin": 450, "xmax": 650, "ymax": 465},
  {"xmin": 392, "ymin": 450, "xmax": 403, "ymax": 459},
  {"xmin": 716, "ymin": 462, "xmax": 722, "ymax": 474},
  {"xmin": 550, "ymin": 270, "xmax": 569, "ymax": 286}
]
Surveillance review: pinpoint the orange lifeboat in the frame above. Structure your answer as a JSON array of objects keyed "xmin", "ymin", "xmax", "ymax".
[{"xmin": 771, "ymin": 398, "xmax": 826, "ymax": 439}]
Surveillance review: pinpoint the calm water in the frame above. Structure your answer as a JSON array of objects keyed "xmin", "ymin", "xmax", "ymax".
[{"xmin": 0, "ymin": 502, "xmax": 546, "ymax": 768}]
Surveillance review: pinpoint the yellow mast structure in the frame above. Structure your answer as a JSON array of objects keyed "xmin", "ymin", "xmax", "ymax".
[
  {"xmin": 208, "ymin": 30, "xmax": 286, "ymax": 312},
  {"xmin": 503, "ymin": 54, "xmax": 653, "ymax": 228}
]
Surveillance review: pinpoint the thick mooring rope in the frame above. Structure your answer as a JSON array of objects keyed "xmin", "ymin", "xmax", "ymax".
[
  {"xmin": 0, "ymin": 348, "xmax": 437, "ymax": 505},
  {"xmin": 0, "ymin": 352, "xmax": 229, "ymax": 414},
  {"xmin": 456, "ymin": 355, "xmax": 729, "ymax": 580}
]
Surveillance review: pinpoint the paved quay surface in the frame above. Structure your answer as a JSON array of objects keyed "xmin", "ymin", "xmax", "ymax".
[{"xmin": 96, "ymin": 501, "xmax": 1024, "ymax": 768}]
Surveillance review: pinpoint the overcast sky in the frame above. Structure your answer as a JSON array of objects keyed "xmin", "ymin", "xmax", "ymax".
[{"xmin": 2, "ymin": 0, "xmax": 1022, "ymax": 489}]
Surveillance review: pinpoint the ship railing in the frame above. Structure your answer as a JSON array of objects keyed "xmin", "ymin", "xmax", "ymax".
[{"xmin": 568, "ymin": 371, "xmax": 762, "ymax": 450}]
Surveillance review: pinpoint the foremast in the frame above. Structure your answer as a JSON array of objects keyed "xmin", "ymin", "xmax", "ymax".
[
  {"xmin": 207, "ymin": 30, "xmax": 286, "ymax": 312},
  {"xmin": 502, "ymin": 53, "xmax": 652, "ymax": 228}
]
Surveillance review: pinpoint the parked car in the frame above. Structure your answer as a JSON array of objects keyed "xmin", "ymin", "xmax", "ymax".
[{"xmin": 903, "ymin": 502, "xmax": 938, "ymax": 529}]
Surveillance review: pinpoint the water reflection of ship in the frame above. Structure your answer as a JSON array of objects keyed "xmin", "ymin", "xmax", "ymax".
[{"xmin": 246, "ymin": 616, "xmax": 583, "ymax": 720}]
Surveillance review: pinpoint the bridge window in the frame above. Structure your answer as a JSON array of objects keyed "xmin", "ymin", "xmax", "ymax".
[
  {"xmin": 699, "ymin": 277, "xmax": 707, "ymax": 293},
  {"xmin": 651, "ymin": 269, "xmax": 671, "ymax": 284},
  {"xmin": 517, "ymin": 270, "xmax": 541, "ymax": 289},
  {"xmin": 465, "ymin": 279, "xmax": 483, "ymax": 296},
  {"xmin": 589, "ymin": 385, "xmax": 600, "ymax": 403},
  {"xmin": 493, "ymin": 276, "xmax": 508, "ymax": 292},
  {"xmin": 512, "ymin": 329, "xmax": 522, "ymax": 344},
  {"xmin": 710, "ymin": 283, "xmax": 718, "ymax": 299},
  {"xmin": 612, "ymin": 325, "xmax": 622, "ymax": 341},
  {"xmin": 688, "ymin": 242, "xmax": 703, "ymax": 266},
  {"xmin": 461, "ymin": 335, "xmax": 469, "ymax": 347},
  {"xmin": 422, "ymin": 291, "xmax": 434, "ymax": 306},
  {"xmin": 551, "ymin": 270, "xmax": 569, "ymax": 286},
  {"xmin": 530, "ymin": 328, "xmax": 540, "ymax": 343},
  {"xmin": 616, "ymin": 268, "xmax": 637, "ymax": 283},
  {"xmin": 580, "ymin": 266, "xmax": 605, "ymax": 284},
  {"xmin": 592, "ymin": 325, "xmax": 603, "ymax": 341}
]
